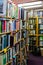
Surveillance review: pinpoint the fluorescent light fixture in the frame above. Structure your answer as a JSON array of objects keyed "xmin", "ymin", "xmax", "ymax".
[
  {"xmin": 18, "ymin": 1, "xmax": 42, "ymax": 7},
  {"xmin": 23, "ymin": 5, "xmax": 42, "ymax": 9}
]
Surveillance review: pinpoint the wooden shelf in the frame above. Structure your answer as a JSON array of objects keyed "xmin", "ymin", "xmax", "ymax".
[
  {"xmin": 29, "ymin": 17, "xmax": 36, "ymax": 19},
  {"xmin": 20, "ymin": 46, "xmax": 25, "ymax": 51},
  {"xmin": 0, "ymin": 46, "xmax": 10, "ymax": 53},
  {"xmin": 28, "ymin": 34, "xmax": 36, "ymax": 36},
  {"xmin": 0, "ymin": 30, "xmax": 20, "ymax": 35},
  {"xmin": 38, "ymin": 17, "xmax": 43, "ymax": 19},
  {"xmin": 14, "ymin": 38, "xmax": 24, "ymax": 45},
  {"xmin": 6, "ymin": 59, "xmax": 12, "ymax": 65},
  {"xmin": 38, "ymin": 34, "xmax": 43, "ymax": 36},
  {"xmin": 13, "ymin": 52, "xmax": 19, "ymax": 56},
  {"xmin": 0, "ymin": 32, "xmax": 11, "ymax": 35}
]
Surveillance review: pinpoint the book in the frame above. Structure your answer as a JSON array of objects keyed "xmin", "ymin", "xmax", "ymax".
[
  {"xmin": 0, "ymin": 53, "xmax": 7, "ymax": 65},
  {"xmin": 0, "ymin": 36, "xmax": 2, "ymax": 51},
  {"xmin": 20, "ymin": 20, "xmax": 22, "ymax": 29},
  {"xmin": 10, "ymin": 48, "xmax": 13, "ymax": 60},
  {"xmin": 21, "ymin": 8, "xmax": 24, "ymax": 20},
  {"xmin": 0, "ymin": 20, "xmax": 2, "ymax": 33},
  {"xmin": 2, "ymin": 20, "xmax": 6, "ymax": 32},
  {"xmin": 2, "ymin": 35, "xmax": 7, "ymax": 50},
  {"xmin": 16, "ymin": 20, "xmax": 20, "ymax": 30},
  {"xmin": 10, "ymin": 35, "xmax": 14, "ymax": 47},
  {"xmin": 14, "ymin": 34, "xmax": 17, "ymax": 45},
  {"xmin": 24, "ymin": 10, "xmax": 27, "ymax": 20},
  {"xmin": 40, "ymin": 41, "xmax": 43, "ymax": 46},
  {"xmin": 13, "ymin": 55, "xmax": 16, "ymax": 65},
  {"xmin": 17, "ymin": 32, "xmax": 20, "ymax": 41},
  {"xmin": 12, "ymin": 47, "xmax": 16, "ymax": 56},
  {"xmin": 7, "ymin": 49, "xmax": 10, "ymax": 62},
  {"xmin": 7, "ymin": 34, "xmax": 10, "ymax": 47}
]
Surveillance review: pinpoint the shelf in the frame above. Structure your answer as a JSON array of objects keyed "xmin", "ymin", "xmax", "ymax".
[
  {"xmin": 0, "ymin": 46, "xmax": 10, "ymax": 53},
  {"xmin": 0, "ymin": 32, "xmax": 11, "ymax": 35},
  {"xmin": 6, "ymin": 59, "xmax": 12, "ymax": 65},
  {"xmin": 28, "ymin": 34, "xmax": 36, "ymax": 36},
  {"xmin": 38, "ymin": 34, "xmax": 43, "ymax": 36},
  {"xmin": 20, "ymin": 46, "xmax": 25, "ymax": 51},
  {"xmin": 29, "ymin": 17, "xmax": 36, "ymax": 19},
  {"xmin": 38, "ymin": 17, "xmax": 43, "ymax": 19},
  {"xmin": 14, "ymin": 38, "xmax": 24, "ymax": 45},
  {"xmin": 13, "ymin": 52, "xmax": 19, "ymax": 56},
  {"xmin": 0, "ymin": 30, "xmax": 20, "ymax": 35},
  {"xmin": 29, "ymin": 28, "xmax": 36, "ymax": 30}
]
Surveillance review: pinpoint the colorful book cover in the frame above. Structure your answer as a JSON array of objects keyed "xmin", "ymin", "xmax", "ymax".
[
  {"xmin": 0, "ymin": 20, "xmax": 2, "ymax": 33},
  {"xmin": 7, "ymin": 34, "xmax": 10, "ymax": 47},
  {"xmin": 21, "ymin": 8, "xmax": 24, "ymax": 20},
  {"xmin": 20, "ymin": 20, "xmax": 22, "ymax": 29},
  {"xmin": 24, "ymin": 10, "xmax": 27, "ymax": 20},
  {"xmin": 7, "ymin": 49, "xmax": 10, "ymax": 62},
  {"xmin": 13, "ymin": 20, "xmax": 16, "ymax": 31},
  {"xmin": 0, "ymin": 54, "xmax": 3, "ymax": 65},
  {"xmin": 3, "ymin": 53, "xmax": 7, "ymax": 65},
  {"xmin": 2, "ymin": 35, "xmax": 7, "ymax": 49},
  {"xmin": 16, "ymin": 20, "xmax": 20, "ymax": 30},
  {"xmin": 10, "ymin": 48, "xmax": 12, "ymax": 60},
  {"xmin": 0, "ymin": 36, "xmax": 2, "ymax": 50},
  {"xmin": 2, "ymin": 20, "xmax": 6, "ymax": 32},
  {"xmin": 10, "ymin": 35, "xmax": 14, "ymax": 47},
  {"xmin": 2, "ymin": 35, "xmax": 4, "ymax": 50},
  {"xmin": 14, "ymin": 34, "xmax": 17, "ymax": 45}
]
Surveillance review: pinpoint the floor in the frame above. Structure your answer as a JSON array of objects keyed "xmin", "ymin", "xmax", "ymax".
[{"xmin": 27, "ymin": 54, "xmax": 43, "ymax": 65}]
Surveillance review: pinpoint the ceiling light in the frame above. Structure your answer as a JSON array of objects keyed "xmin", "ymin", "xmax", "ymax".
[
  {"xmin": 18, "ymin": 1, "xmax": 42, "ymax": 7},
  {"xmin": 23, "ymin": 5, "xmax": 42, "ymax": 9}
]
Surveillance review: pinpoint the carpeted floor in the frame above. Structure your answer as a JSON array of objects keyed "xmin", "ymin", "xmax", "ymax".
[{"xmin": 27, "ymin": 54, "xmax": 43, "ymax": 65}]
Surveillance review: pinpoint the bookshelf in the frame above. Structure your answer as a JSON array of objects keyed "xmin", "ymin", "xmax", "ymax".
[
  {"xmin": 0, "ymin": 1, "xmax": 29, "ymax": 65},
  {"xmin": 28, "ymin": 9, "xmax": 43, "ymax": 56}
]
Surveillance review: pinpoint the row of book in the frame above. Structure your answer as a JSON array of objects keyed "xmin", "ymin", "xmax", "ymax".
[
  {"xmin": 28, "ymin": 10, "xmax": 43, "ymax": 17},
  {"xmin": 0, "ymin": 0, "xmax": 27, "ymax": 20},
  {"xmin": 0, "ymin": 20, "xmax": 27, "ymax": 33},
  {"xmin": 0, "ymin": 29, "xmax": 27, "ymax": 51},
  {"xmin": 0, "ymin": 39, "xmax": 28, "ymax": 65}
]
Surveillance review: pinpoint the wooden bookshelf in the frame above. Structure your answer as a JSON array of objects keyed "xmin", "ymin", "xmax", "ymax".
[{"xmin": 28, "ymin": 16, "xmax": 43, "ymax": 56}]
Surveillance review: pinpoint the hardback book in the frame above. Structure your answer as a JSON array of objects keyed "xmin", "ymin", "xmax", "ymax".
[
  {"xmin": 13, "ymin": 55, "xmax": 16, "ymax": 65},
  {"xmin": 7, "ymin": 49, "xmax": 10, "ymax": 62},
  {"xmin": 14, "ymin": 33, "xmax": 17, "ymax": 45},
  {"xmin": 0, "ymin": 0, "xmax": 7, "ymax": 16},
  {"xmin": 0, "ymin": 36, "xmax": 2, "ymax": 51},
  {"xmin": 12, "ymin": 47, "xmax": 16, "ymax": 56},
  {"xmin": 24, "ymin": 10, "xmax": 27, "ymax": 20},
  {"xmin": 2, "ymin": 20, "xmax": 6, "ymax": 32},
  {"xmin": 0, "ymin": 20, "xmax": 2, "ymax": 33},
  {"xmin": 10, "ymin": 35, "xmax": 14, "ymax": 47},
  {"xmin": 6, "ymin": 20, "xmax": 10, "ymax": 32},
  {"xmin": 16, "ymin": 20, "xmax": 20, "ymax": 30},
  {"xmin": 16, "ymin": 43, "xmax": 20, "ymax": 52},
  {"xmin": 0, "ymin": 53, "xmax": 7, "ymax": 65},
  {"xmin": 16, "ymin": 32, "xmax": 20, "ymax": 41},
  {"xmin": 39, "ymin": 24, "xmax": 43, "ymax": 29},
  {"xmin": 21, "ymin": 8, "xmax": 24, "ymax": 20},
  {"xmin": 20, "ymin": 20, "xmax": 22, "ymax": 29},
  {"xmin": 38, "ymin": 19, "xmax": 42, "ymax": 24},
  {"xmin": 2, "ymin": 35, "xmax": 7, "ymax": 50},
  {"xmin": 40, "ymin": 41, "xmax": 43, "ymax": 46},
  {"xmin": 9, "ymin": 48, "xmax": 13, "ymax": 60},
  {"xmin": 39, "ymin": 36, "xmax": 43, "ymax": 40},
  {"xmin": 7, "ymin": 34, "xmax": 10, "ymax": 47}
]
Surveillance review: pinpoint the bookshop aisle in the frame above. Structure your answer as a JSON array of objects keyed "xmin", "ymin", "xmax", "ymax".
[{"xmin": 0, "ymin": 0, "xmax": 43, "ymax": 65}]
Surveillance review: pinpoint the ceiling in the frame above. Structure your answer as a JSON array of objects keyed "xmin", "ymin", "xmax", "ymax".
[{"xmin": 14, "ymin": 0, "xmax": 42, "ymax": 4}]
